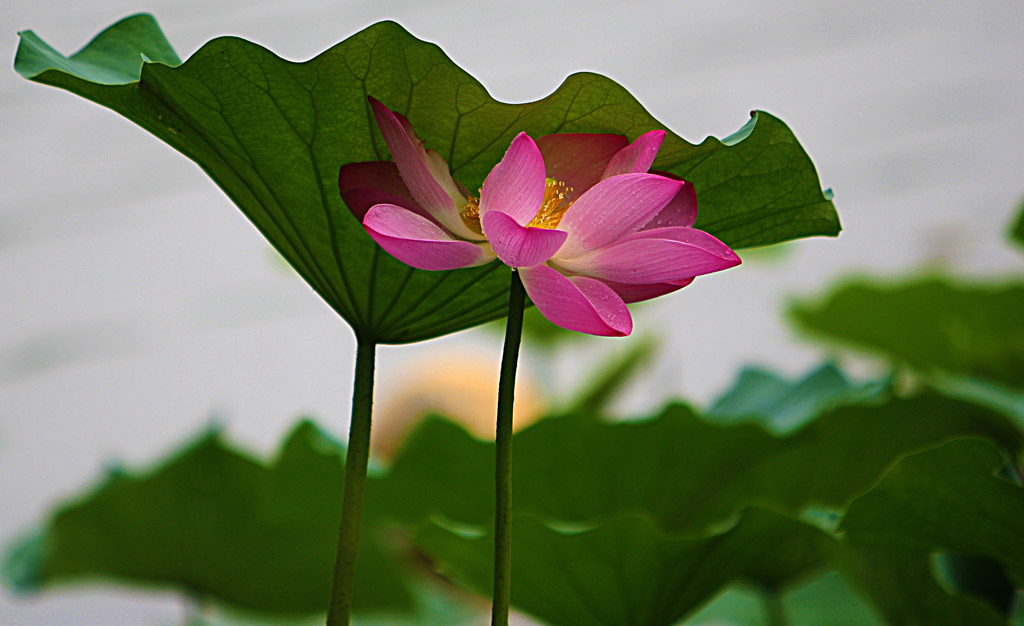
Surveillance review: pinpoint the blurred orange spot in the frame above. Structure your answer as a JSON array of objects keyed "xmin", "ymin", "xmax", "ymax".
[{"xmin": 372, "ymin": 351, "xmax": 547, "ymax": 461}]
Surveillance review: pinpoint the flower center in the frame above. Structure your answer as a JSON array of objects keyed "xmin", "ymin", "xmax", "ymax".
[
  {"xmin": 460, "ymin": 195, "xmax": 482, "ymax": 233},
  {"xmin": 530, "ymin": 179, "xmax": 574, "ymax": 229},
  {"xmin": 459, "ymin": 178, "xmax": 574, "ymax": 234}
]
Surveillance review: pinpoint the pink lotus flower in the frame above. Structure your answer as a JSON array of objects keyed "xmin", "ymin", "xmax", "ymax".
[{"xmin": 339, "ymin": 98, "xmax": 740, "ymax": 336}]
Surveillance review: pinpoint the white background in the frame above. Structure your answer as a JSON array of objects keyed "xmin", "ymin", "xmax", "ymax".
[{"xmin": 2, "ymin": 0, "xmax": 1024, "ymax": 623}]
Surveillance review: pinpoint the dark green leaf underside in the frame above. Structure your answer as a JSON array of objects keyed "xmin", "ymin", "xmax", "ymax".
[{"xmin": 16, "ymin": 15, "xmax": 839, "ymax": 343}]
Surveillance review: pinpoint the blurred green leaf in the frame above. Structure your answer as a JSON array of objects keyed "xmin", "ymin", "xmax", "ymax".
[
  {"xmin": 841, "ymin": 438, "xmax": 1024, "ymax": 584},
  {"xmin": 748, "ymin": 395, "xmax": 1021, "ymax": 518},
  {"xmin": 371, "ymin": 390, "xmax": 1022, "ymax": 623},
  {"xmin": 4, "ymin": 421, "xmax": 412, "ymax": 616},
  {"xmin": 520, "ymin": 305, "xmax": 581, "ymax": 347},
  {"xmin": 682, "ymin": 573, "xmax": 882, "ymax": 626},
  {"xmin": 927, "ymin": 373, "xmax": 1024, "ymax": 432},
  {"xmin": 707, "ymin": 363, "xmax": 888, "ymax": 434},
  {"xmin": 680, "ymin": 584, "xmax": 770, "ymax": 626},
  {"xmin": 564, "ymin": 337, "xmax": 657, "ymax": 416},
  {"xmin": 16, "ymin": 14, "xmax": 838, "ymax": 343},
  {"xmin": 374, "ymin": 393, "xmax": 1021, "ymax": 533},
  {"xmin": 790, "ymin": 277, "xmax": 1024, "ymax": 389},
  {"xmin": 417, "ymin": 508, "xmax": 833, "ymax": 626},
  {"xmin": 187, "ymin": 573, "xmax": 484, "ymax": 626},
  {"xmin": 935, "ymin": 554, "xmax": 1018, "ymax": 617},
  {"xmin": 838, "ymin": 545, "xmax": 1006, "ymax": 626},
  {"xmin": 778, "ymin": 571, "xmax": 882, "ymax": 626},
  {"xmin": 372, "ymin": 389, "xmax": 1019, "ymax": 622},
  {"xmin": 1011, "ymin": 194, "xmax": 1024, "ymax": 249}
]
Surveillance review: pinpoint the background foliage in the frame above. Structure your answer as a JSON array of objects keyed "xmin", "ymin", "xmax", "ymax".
[{"xmin": 6, "ymin": 366, "xmax": 1022, "ymax": 624}]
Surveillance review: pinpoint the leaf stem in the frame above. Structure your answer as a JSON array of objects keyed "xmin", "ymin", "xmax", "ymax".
[
  {"xmin": 492, "ymin": 270, "xmax": 526, "ymax": 626},
  {"xmin": 327, "ymin": 335, "xmax": 377, "ymax": 626}
]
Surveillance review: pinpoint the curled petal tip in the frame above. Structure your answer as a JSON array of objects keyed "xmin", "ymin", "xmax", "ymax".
[
  {"xmin": 602, "ymin": 130, "xmax": 666, "ymax": 178},
  {"xmin": 482, "ymin": 211, "xmax": 567, "ymax": 268}
]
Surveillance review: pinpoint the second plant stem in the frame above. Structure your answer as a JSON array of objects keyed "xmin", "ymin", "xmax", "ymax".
[
  {"xmin": 327, "ymin": 335, "xmax": 377, "ymax": 626},
  {"xmin": 492, "ymin": 269, "xmax": 526, "ymax": 626}
]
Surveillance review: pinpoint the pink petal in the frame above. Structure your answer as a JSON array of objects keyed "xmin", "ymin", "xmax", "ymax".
[
  {"xmin": 369, "ymin": 98, "xmax": 479, "ymax": 240},
  {"xmin": 603, "ymin": 278, "xmax": 694, "ymax": 304},
  {"xmin": 557, "ymin": 226, "xmax": 740, "ymax": 283},
  {"xmin": 480, "ymin": 210, "xmax": 567, "ymax": 268},
  {"xmin": 363, "ymin": 204, "xmax": 495, "ymax": 271},
  {"xmin": 601, "ymin": 130, "xmax": 666, "ymax": 178},
  {"xmin": 339, "ymin": 161, "xmax": 426, "ymax": 221},
  {"xmin": 535, "ymin": 133, "xmax": 628, "ymax": 201},
  {"xmin": 556, "ymin": 173, "xmax": 683, "ymax": 258},
  {"xmin": 626, "ymin": 226, "xmax": 740, "ymax": 253},
  {"xmin": 519, "ymin": 265, "xmax": 632, "ymax": 337},
  {"xmin": 641, "ymin": 174, "xmax": 698, "ymax": 229},
  {"xmin": 479, "ymin": 133, "xmax": 546, "ymax": 225}
]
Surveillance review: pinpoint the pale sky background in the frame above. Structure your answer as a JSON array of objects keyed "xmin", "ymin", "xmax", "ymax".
[{"xmin": 2, "ymin": 0, "xmax": 1024, "ymax": 624}]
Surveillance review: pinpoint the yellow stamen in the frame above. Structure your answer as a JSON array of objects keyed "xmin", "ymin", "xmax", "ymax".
[
  {"xmin": 530, "ymin": 179, "xmax": 574, "ymax": 229},
  {"xmin": 461, "ymin": 195, "xmax": 482, "ymax": 233},
  {"xmin": 459, "ymin": 178, "xmax": 574, "ymax": 233}
]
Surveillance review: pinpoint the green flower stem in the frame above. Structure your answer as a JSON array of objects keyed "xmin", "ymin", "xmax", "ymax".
[
  {"xmin": 327, "ymin": 335, "xmax": 377, "ymax": 626},
  {"xmin": 492, "ymin": 269, "xmax": 526, "ymax": 626}
]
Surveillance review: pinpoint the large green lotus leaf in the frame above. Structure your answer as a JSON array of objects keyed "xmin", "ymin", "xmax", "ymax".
[
  {"xmin": 841, "ymin": 438, "xmax": 1024, "ymax": 585},
  {"xmin": 3, "ymin": 421, "xmax": 412, "ymax": 615},
  {"xmin": 15, "ymin": 15, "xmax": 839, "ymax": 343},
  {"xmin": 790, "ymin": 277, "xmax": 1024, "ymax": 389},
  {"xmin": 706, "ymin": 362, "xmax": 888, "ymax": 434},
  {"xmin": 373, "ymin": 392, "xmax": 1021, "ymax": 533},
  {"xmin": 416, "ymin": 508, "xmax": 833, "ymax": 626}
]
